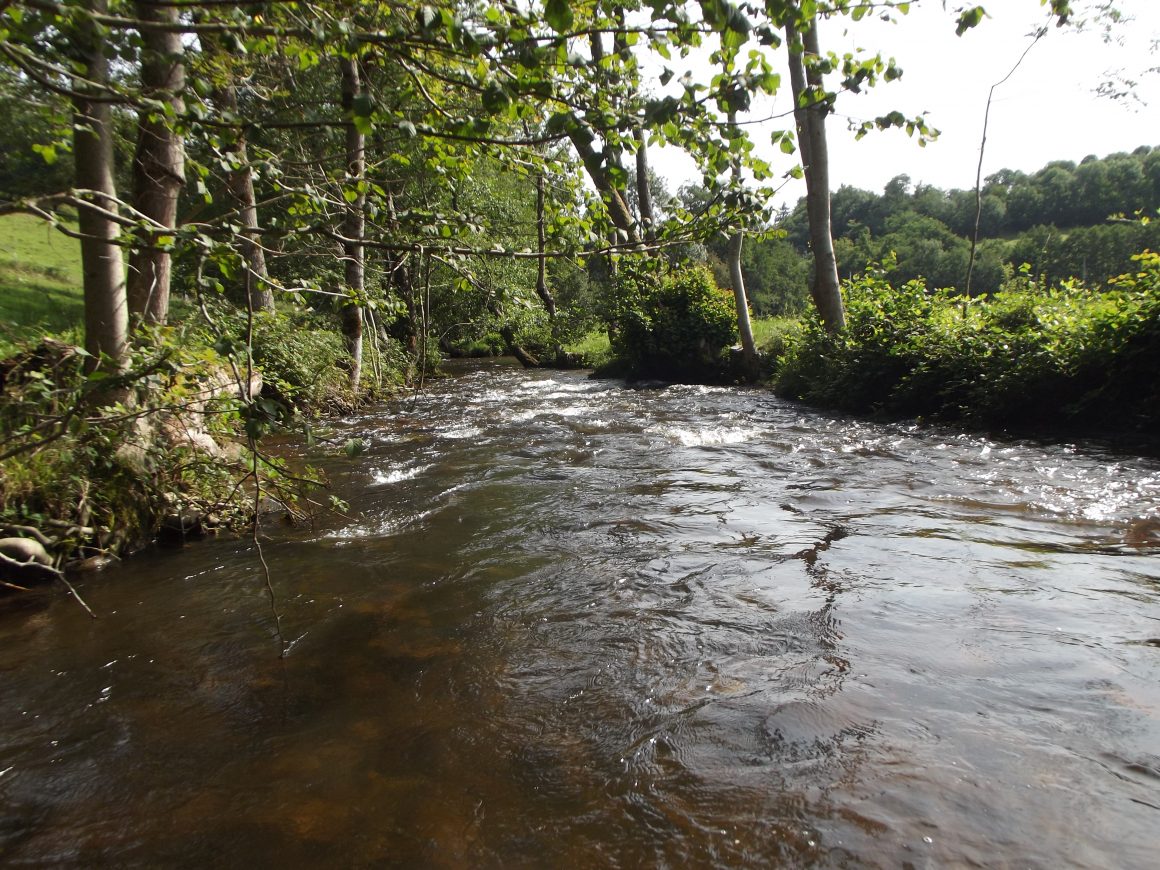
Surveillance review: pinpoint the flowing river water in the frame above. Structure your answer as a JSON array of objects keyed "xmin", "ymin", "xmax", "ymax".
[{"xmin": 2, "ymin": 359, "xmax": 1160, "ymax": 867}]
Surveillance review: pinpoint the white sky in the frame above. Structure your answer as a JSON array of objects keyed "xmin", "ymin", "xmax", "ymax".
[{"xmin": 648, "ymin": 0, "xmax": 1160, "ymax": 208}]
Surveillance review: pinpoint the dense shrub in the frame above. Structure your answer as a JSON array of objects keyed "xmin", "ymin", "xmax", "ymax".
[
  {"xmin": 776, "ymin": 250, "xmax": 1160, "ymax": 431},
  {"xmin": 214, "ymin": 308, "xmax": 350, "ymax": 412},
  {"xmin": 603, "ymin": 260, "xmax": 738, "ymax": 380}
]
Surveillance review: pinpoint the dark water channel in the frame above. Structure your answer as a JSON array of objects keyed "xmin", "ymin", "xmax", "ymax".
[{"xmin": 3, "ymin": 360, "xmax": 1160, "ymax": 867}]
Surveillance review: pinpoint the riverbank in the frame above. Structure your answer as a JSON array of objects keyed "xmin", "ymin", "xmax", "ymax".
[
  {"xmin": 0, "ymin": 305, "xmax": 417, "ymax": 593},
  {"xmin": 774, "ymin": 251, "xmax": 1160, "ymax": 441}
]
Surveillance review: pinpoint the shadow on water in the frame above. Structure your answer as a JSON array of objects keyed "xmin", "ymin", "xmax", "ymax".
[{"xmin": 2, "ymin": 360, "xmax": 1160, "ymax": 867}]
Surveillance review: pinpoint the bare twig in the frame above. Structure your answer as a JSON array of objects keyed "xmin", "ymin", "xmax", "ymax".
[
  {"xmin": 966, "ymin": 24, "xmax": 1048, "ymax": 298},
  {"xmin": 55, "ymin": 572, "xmax": 97, "ymax": 619},
  {"xmin": 242, "ymin": 285, "xmax": 286, "ymax": 657}
]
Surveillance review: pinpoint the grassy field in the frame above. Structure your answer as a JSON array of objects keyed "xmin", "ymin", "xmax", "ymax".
[
  {"xmin": 751, "ymin": 316, "xmax": 802, "ymax": 355},
  {"xmin": 565, "ymin": 329, "xmax": 612, "ymax": 365},
  {"xmin": 0, "ymin": 213, "xmax": 85, "ymax": 352},
  {"xmin": 566, "ymin": 316, "xmax": 803, "ymax": 371}
]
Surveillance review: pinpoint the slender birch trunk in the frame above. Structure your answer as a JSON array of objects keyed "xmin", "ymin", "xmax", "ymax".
[
  {"xmin": 726, "ymin": 110, "xmax": 757, "ymax": 372},
  {"xmin": 201, "ymin": 29, "xmax": 274, "ymax": 312},
  {"xmin": 786, "ymin": 13, "xmax": 846, "ymax": 332},
  {"xmin": 340, "ymin": 56, "xmax": 365, "ymax": 395}
]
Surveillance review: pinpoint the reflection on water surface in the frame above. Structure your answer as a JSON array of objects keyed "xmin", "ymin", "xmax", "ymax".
[{"xmin": 2, "ymin": 360, "xmax": 1159, "ymax": 867}]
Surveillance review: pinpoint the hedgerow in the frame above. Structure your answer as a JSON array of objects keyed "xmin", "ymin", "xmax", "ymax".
[{"xmin": 776, "ymin": 250, "xmax": 1160, "ymax": 431}]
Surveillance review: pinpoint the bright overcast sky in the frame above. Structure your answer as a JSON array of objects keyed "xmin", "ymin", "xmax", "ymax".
[{"xmin": 648, "ymin": 0, "xmax": 1160, "ymax": 208}]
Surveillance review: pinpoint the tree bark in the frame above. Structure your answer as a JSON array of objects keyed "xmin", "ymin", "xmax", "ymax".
[
  {"xmin": 340, "ymin": 56, "xmax": 365, "ymax": 396},
  {"xmin": 218, "ymin": 94, "xmax": 274, "ymax": 313},
  {"xmin": 499, "ymin": 324, "xmax": 540, "ymax": 368},
  {"xmin": 634, "ymin": 128, "xmax": 656, "ymax": 242},
  {"xmin": 200, "ymin": 29, "xmax": 274, "ymax": 312},
  {"xmin": 786, "ymin": 14, "xmax": 846, "ymax": 333},
  {"xmin": 534, "ymin": 172, "xmax": 555, "ymax": 318},
  {"xmin": 127, "ymin": 0, "xmax": 186, "ymax": 327},
  {"xmin": 72, "ymin": 0, "xmax": 129, "ymax": 372},
  {"xmin": 569, "ymin": 128, "xmax": 640, "ymax": 247}
]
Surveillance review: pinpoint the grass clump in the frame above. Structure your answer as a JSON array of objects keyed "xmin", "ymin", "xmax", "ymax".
[{"xmin": 752, "ymin": 316, "xmax": 803, "ymax": 359}]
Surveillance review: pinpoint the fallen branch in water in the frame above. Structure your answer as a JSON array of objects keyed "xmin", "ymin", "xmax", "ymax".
[{"xmin": 0, "ymin": 549, "xmax": 97, "ymax": 618}]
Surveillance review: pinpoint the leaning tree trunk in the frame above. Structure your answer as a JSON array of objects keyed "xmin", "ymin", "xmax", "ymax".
[
  {"xmin": 786, "ymin": 13, "xmax": 846, "ymax": 333},
  {"xmin": 569, "ymin": 128, "xmax": 640, "ymax": 247},
  {"xmin": 127, "ymin": 0, "xmax": 185, "ymax": 326},
  {"xmin": 726, "ymin": 110, "xmax": 758, "ymax": 375},
  {"xmin": 340, "ymin": 56, "xmax": 366, "ymax": 396},
  {"xmin": 72, "ymin": 0, "xmax": 128, "ymax": 372}
]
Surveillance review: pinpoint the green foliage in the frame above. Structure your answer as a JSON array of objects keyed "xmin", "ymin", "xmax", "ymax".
[
  {"xmin": 603, "ymin": 259, "xmax": 738, "ymax": 380},
  {"xmin": 221, "ymin": 308, "xmax": 350, "ymax": 413},
  {"xmin": 0, "ymin": 333, "xmax": 247, "ymax": 556},
  {"xmin": 777, "ymin": 250, "xmax": 1160, "ymax": 431},
  {"xmin": 781, "ymin": 147, "xmax": 1160, "ymax": 296}
]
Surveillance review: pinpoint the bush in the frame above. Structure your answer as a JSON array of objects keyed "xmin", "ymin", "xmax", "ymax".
[
  {"xmin": 776, "ymin": 250, "xmax": 1160, "ymax": 431},
  {"xmin": 603, "ymin": 260, "xmax": 738, "ymax": 380},
  {"xmin": 217, "ymin": 309, "xmax": 349, "ymax": 413}
]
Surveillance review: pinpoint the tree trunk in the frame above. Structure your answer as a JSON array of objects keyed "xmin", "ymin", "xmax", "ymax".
[
  {"xmin": 72, "ymin": 0, "xmax": 128, "ymax": 372},
  {"xmin": 535, "ymin": 172, "xmax": 555, "ymax": 318},
  {"xmin": 127, "ymin": 0, "xmax": 185, "ymax": 327},
  {"xmin": 340, "ymin": 56, "xmax": 365, "ymax": 396},
  {"xmin": 569, "ymin": 128, "xmax": 640, "ymax": 247},
  {"xmin": 786, "ymin": 14, "xmax": 846, "ymax": 333},
  {"xmin": 499, "ymin": 324, "xmax": 540, "ymax": 368},
  {"xmin": 634, "ymin": 128, "xmax": 656, "ymax": 242},
  {"xmin": 219, "ymin": 96, "xmax": 274, "ymax": 313},
  {"xmin": 726, "ymin": 110, "xmax": 758, "ymax": 375},
  {"xmin": 201, "ymin": 30, "xmax": 274, "ymax": 312}
]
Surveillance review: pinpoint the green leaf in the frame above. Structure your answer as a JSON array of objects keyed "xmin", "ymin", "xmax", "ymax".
[
  {"xmin": 482, "ymin": 80, "xmax": 511, "ymax": 114},
  {"xmin": 352, "ymin": 93, "xmax": 374, "ymax": 119},
  {"xmin": 31, "ymin": 143, "xmax": 56, "ymax": 165},
  {"xmin": 955, "ymin": 6, "xmax": 986, "ymax": 36},
  {"xmin": 417, "ymin": 6, "xmax": 439, "ymax": 31},
  {"xmin": 544, "ymin": 0, "xmax": 574, "ymax": 33}
]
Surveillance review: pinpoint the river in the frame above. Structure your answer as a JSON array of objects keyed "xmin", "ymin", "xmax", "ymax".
[{"xmin": 2, "ymin": 359, "xmax": 1159, "ymax": 867}]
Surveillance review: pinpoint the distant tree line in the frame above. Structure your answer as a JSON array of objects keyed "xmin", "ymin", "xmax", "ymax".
[{"xmin": 776, "ymin": 145, "xmax": 1160, "ymax": 296}]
